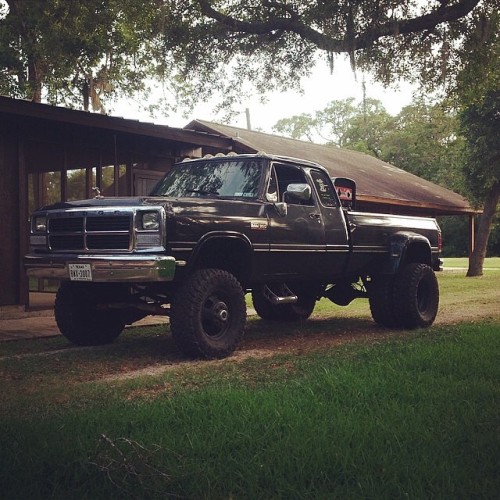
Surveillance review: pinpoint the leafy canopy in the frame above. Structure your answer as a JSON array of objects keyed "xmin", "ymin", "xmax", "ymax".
[{"xmin": 0, "ymin": 0, "xmax": 490, "ymax": 113}]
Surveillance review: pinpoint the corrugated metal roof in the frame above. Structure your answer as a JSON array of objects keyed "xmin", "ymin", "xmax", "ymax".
[{"xmin": 186, "ymin": 119, "xmax": 473, "ymax": 216}]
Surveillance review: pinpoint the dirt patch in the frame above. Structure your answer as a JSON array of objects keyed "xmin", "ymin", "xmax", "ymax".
[{"xmin": 103, "ymin": 296, "xmax": 500, "ymax": 382}]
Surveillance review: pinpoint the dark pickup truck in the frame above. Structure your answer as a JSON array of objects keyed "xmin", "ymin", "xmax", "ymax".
[{"xmin": 25, "ymin": 153, "xmax": 442, "ymax": 358}]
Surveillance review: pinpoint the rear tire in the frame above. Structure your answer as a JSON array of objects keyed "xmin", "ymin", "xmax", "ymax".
[
  {"xmin": 393, "ymin": 263, "xmax": 439, "ymax": 328},
  {"xmin": 170, "ymin": 269, "xmax": 246, "ymax": 359},
  {"xmin": 369, "ymin": 276, "xmax": 400, "ymax": 328},
  {"xmin": 55, "ymin": 282, "xmax": 125, "ymax": 346}
]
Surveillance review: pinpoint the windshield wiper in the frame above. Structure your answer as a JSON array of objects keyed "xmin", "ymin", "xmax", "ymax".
[{"xmin": 186, "ymin": 189, "xmax": 219, "ymax": 196}]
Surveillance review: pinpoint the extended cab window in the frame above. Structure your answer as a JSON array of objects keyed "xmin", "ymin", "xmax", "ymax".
[
  {"xmin": 269, "ymin": 163, "xmax": 314, "ymax": 205},
  {"xmin": 151, "ymin": 159, "xmax": 263, "ymax": 199},
  {"xmin": 310, "ymin": 169, "xmax": 338, "ymax": 207}
]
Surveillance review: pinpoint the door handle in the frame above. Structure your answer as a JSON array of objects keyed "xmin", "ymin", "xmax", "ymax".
[{"xmin": 309, "ymin": 213, "xmax": 322, "ymax": 221}]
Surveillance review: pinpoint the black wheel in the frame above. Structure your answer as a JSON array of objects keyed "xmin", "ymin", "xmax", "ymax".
[
  {"xmin": 393, "ymin": 263, "xmax": 439, "ymax": 329},
  {"xmin": 251, "ymin": 285, "xmax": 316, "ymax": 322},
  {"xmin": 369, "ymin": 275, "xmax": 401, "ymax": 328},
  {"xmin": 55, "ymin": 282, "xmax": 125, "ymax": 346},
  {"xmin": 170, "ymin": 269, "xmax": 246, "ymax": 359}
]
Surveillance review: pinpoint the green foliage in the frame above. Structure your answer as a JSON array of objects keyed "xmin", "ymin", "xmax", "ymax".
[
  {"xmin": 0, "ymin": 1, "xmax": 488, "ymax": 114},
  {"xmin": 460, "ymin": 91, "xmax": 500, "ymax": 201},
  {"xmin": 455, "ymin": 6, "xmax": 499, "ymax": 201},
  {"xmin": 382, "ymin": 100, "xmax": 465, "ymax": 190},
  {"xmin": 0, "ymin": 0, "xmax": 170, "ymax": 111},
  {"xmin": 342, "ymin": 98, "xmax": 395, "ymax": 158},
  {"xmin": 191, "ymin": 0, "xmax": 484, "ymax": 92}
]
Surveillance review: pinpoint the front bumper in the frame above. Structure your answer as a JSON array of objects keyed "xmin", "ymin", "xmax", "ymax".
[{"xmin": 24, "ymin": 253, "xmax": 177, "ymax": 283}]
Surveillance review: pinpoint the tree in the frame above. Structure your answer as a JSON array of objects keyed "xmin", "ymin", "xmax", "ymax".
[
  {"xmin": 454, "ymin": 5, "xmax": 500, "ymax": 275},
  {"xmin": 272, "ymin": 98, "xmax": 358, "ymax": 145},
  {"xmin": 0, "ymin": 1, "xmax": 488, "ymax": 113},
  {"xmin": 382, "ymin": 100, "xmax": 465, "ymax": 189},
  {"xmin": 0, "ymin": 0, "xmax": 168, "ymax": 111},
  {"xmin": 460, "ymin": 92, "xmax": 500, "ymax": 275},
  {"xmin": 342, "ymin": 98, "xmax": 395, "ymax": 158},
  {"xmin": 192, "ymin": 1, "xmax": 481, "ymax": 73},
  {"xmin": 161, "ymin": 1, "xmax": 486, "ymax": 115},
  {"xmin": 272, "ymin": 97, "xmax": 394, "ymax": 151},
  {"xmin": 272, "ymin": 112, "xmax": 318, "ymax": 142}
]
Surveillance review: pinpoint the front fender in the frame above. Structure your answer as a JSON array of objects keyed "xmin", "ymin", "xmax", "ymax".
[{"xmin": 187, "ymin": 231, "xmax": 254, "ymax": 283}]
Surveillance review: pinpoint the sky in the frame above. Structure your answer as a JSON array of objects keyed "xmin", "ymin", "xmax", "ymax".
[{"xmin": 112, "ymin": 56, "xmax": 417, "ymax": 134}]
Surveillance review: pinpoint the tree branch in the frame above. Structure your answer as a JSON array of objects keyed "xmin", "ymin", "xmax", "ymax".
[{"xmin": 197, "ymin": 0, "xmax": 481, "ymax": 52}]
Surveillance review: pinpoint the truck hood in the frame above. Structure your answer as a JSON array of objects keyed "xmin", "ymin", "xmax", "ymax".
[
  {"xmin": 40, "ymin": 197, "xmax": 167, "ymax": 211},
  {"xmin": 38, "ymin": 196, "xmax": 255, "ymax": 217}
]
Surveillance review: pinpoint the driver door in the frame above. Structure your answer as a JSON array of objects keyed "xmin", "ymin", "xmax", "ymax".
[{"xmin": 264, "ymin": 163, "xmax": 326, "ymax": 280}]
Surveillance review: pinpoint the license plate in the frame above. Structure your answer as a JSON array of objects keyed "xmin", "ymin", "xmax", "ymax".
[{"xmin": 68, "ymin": 263, "xmax": 92, "ymax": 281}]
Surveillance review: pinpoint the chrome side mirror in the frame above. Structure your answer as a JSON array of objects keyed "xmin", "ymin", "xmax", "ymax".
[{"xmin": 284, "ymin": 183, "xmax": 311, "ymax": 202}]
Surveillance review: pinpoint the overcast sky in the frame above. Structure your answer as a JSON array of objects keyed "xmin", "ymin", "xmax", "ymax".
[{"xmin": 113, "ymin": 56, "xmax": 417, "ymax": 134}]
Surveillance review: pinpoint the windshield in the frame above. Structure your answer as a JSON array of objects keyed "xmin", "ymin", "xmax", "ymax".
[{"xmin": 151, "ymin": 159, "xmax": 264, "ymax": 199}]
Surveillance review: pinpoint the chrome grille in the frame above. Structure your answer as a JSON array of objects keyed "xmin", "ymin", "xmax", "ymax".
[{"xmin": 47, "ymin": 213, "xmax": 132, "ymax": 251}]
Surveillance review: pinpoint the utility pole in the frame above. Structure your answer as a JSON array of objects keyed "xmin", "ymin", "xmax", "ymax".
[
  {"xmin": 362, "ymin": 76, "xmax": 367, "ymax": 124},
  {"xmin": 245, "ymin": 108, "xmax": 252, "ymax": 131}
]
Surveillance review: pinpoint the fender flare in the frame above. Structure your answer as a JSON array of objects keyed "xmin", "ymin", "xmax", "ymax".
[
  {"xmin": 187, "ymin": 231, "xmax": 254, "ymax": 280},
  {"xmin": 381, "ymin": 231, "xmax": 432, "ymax": 274}
]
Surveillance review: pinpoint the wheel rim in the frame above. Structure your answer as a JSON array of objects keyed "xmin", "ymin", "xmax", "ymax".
[{"xmin": 202, "ymin": 293, "xmax": 231, "ymax": 338}]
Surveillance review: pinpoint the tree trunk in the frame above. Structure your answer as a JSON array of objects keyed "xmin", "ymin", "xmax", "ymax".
[
  {"xmin": 28, "ymin": 59, "xmax": 42, "ymax": 103},
  {"xmin": 467, "ymin": 180, "xmax": 500, "ymax": 276}
]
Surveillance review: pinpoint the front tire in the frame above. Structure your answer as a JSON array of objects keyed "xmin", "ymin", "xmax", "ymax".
[
  {"xmin": 170, "ymin": 269, "xmax": 246, "ymax": 359},
  {"xmin": 55, "ymin": 282, "xmax": 125, "ymax": 346},
  {"xmin": 393, "ymin": 263, "xmax": 439, "ymax": 328}
]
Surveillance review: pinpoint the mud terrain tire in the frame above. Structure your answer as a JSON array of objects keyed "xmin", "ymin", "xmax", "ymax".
[
  {"xmin": 170, "ymin": 268, "xmax": 246, "ymax": 359},
  {"xmin": 369, "ymin": 276, "xmax": 400, "ymax": 328},
  {"xmin": 55, "ymin": 282, "xmax": 125, "ymax": 346},
  {"xmin": 393, "ymin": 263, "xmax": 439, "ymax": 329}
]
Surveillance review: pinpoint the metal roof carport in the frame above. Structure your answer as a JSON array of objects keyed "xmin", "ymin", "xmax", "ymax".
[{"xmin": 0, "ymin": 96, "xmax": 475, "ymax": 311}]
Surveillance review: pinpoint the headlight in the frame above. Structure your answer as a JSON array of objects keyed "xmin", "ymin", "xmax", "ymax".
[
  {"xmin": 32, "ymin": 216, "xmax": 47, "ymax": 233},
  {"xmin": 139, "ymin": 211, "xmax": 160, "ymax": 231}
]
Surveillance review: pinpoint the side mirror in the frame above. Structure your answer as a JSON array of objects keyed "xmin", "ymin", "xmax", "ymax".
[
  {"xmin": 284, "ymin": 183, "xmax": 312, "ymax": 202},
  {"xmin": 332, "ymin": 177, "xmax": 356, "ymax": 210}
]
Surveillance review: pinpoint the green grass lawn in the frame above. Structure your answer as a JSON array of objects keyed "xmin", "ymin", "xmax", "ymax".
[
  {"xmin": 1, "ymin": 328, "xmax": 499, "ymax": 499},
  {"xmin": 443, "ymin": 256, "xmax": 500, "ymax": 269},
  {"xmin": 1, "ymin": 262, "xmax": 499, "ymax": 499}
]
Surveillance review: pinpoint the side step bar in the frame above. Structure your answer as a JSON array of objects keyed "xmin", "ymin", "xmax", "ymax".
[{"xmin": 263, "ymin": 284, "xmax": 298, "ymax": 305}]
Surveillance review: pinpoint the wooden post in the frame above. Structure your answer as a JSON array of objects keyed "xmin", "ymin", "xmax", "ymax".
[
  {"xmin": 61, "ymin": 146, "xmax": 68, "ymax": 202},
  {"xmin": 86, "ymin": 166, "xmax": 93, "ymax": 199},
  {"xmin": 113, "ymin": 134, "xmax": 119, "ymax": 196},
  {"xmin": 18, "ymin": 135, "xmax": 29, "ymax": 308},
  {"xmin": 126, "ymin": 156, "xmax": 133, "ymax": 195}
]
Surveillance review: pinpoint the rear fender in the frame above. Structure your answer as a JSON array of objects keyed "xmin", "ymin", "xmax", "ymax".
[{"xmin": 380, "ymin": 232, "xmax": 432, "ymax": 274}]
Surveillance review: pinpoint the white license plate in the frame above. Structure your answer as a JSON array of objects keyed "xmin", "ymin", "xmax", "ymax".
[{"xmin": 68, "ymin": 263, "xmax": 92, "ymax": 281}]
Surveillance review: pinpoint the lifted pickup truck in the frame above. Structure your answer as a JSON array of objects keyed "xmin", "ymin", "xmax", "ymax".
[{"xmin": 25, "ymin": 153, "xmax": 441, "ymax": 358}]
